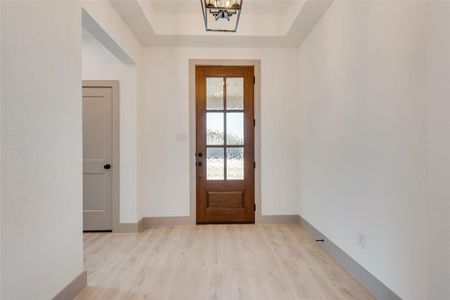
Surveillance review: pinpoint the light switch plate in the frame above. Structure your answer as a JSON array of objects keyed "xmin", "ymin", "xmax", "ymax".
[{"xmin": 176, "ymin": 133, "xmax": 188, "ymax": 141}]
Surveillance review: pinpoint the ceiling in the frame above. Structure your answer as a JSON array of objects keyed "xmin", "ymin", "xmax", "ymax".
[
  {"xmin": 150, "ymin": 0, "xmax": 293, "ymax": 15},
  {"xmin": 110, "ymin": 0, "xmax": 333, "ymax": 47}
]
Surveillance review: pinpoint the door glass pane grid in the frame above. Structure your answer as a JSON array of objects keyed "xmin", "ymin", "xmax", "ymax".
[
  {"xmin": 207, "ymin": 77, "xmax": 224, "ymax": 110},
  {"xmin": 206, "ymin": 112, "xmax": 224, "ymax": 145},
  {"xmin": 227, "ymin": 147, "xmax": 244, "ymax": 180},
  {"xmin": 206, "ymin": 146, "xmax": 245, "ymax": 181},
  {"xmin": 207, "ymin": 77, "xmax": 244, "ymax": 112},
  {"xmin": 226, "ymin": 112, "xmax": 244, "ymax": 145},
  {"xmin": 207, "ymin": 147, "xmax": 224, "ymax": 180},
  {"xmin": 226, "ymin": 77, "xmax": 244, "ymax": 110}
]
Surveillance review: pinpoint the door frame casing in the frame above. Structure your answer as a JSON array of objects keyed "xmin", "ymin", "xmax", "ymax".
[
  {"xmin": 189, "ymin": 59, "xmax": 262, "ymax": 224},
  {"xmin": 82, "ymin": 80, "xmax": 120, "ymax": 232}
]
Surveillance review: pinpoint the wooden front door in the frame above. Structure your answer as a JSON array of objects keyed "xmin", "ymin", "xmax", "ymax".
[{"xmin": 196, "ymin": 66, "xmax": 255, "ymax": 224}]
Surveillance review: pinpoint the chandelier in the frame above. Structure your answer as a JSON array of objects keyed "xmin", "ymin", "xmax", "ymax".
[{"xmin": 200, "ymin": 0, "xmax": 243, "ymax": 32}]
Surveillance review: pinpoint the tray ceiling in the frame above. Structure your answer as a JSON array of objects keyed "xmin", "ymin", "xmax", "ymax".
[{"xmin": 110, "ymin": 0, "xmax": 333, "ymax": 47}]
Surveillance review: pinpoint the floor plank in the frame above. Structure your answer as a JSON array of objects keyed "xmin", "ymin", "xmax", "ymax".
[{"xmin": 76, "ymin": 224, "xmax": 375, "ymax": 300}]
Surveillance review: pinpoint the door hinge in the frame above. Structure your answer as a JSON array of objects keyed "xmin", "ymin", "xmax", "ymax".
[
  {"xmin": 253, "ymin": 119, "xmax": 256, "ymax": 127},
  {"xmin": 254, "ymin": 203, "xmax": 256, "ymax": 212},
  {"xmin": 254, "ymin": 161, "xmax": 256, "ymax": 169},
  {"xmin": 253, "ymin": 76, "xmax": 255, "ymax": 84}
]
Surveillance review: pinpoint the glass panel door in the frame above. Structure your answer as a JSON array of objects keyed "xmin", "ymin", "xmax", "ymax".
[{"xmin": 196, "ymin": 65, "xmax": 254, "ymax": 224}]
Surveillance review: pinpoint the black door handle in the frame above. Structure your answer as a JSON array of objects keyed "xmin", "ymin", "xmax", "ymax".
[{"xmin": 104, "ymin": 164, "xmax": 111, "ymax": 170}]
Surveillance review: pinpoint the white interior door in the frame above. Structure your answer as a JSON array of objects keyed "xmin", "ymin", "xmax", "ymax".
[{"xmin": 83, "ymin": 87, "xmax": 113, "ymax": 231}]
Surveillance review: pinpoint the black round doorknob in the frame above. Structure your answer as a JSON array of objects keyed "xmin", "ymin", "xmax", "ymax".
[{"xmin": 104, "ymin": 164, "xmax": 111, "ymax": 170}]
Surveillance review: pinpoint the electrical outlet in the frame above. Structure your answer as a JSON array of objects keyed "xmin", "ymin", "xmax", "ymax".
[{"xmin": 357, "ymin": 232, "xmax": 366, "ymax": 249}]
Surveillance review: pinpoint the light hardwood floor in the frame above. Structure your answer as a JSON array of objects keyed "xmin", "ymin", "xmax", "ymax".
[{"xmin": 76, "ymin": 224, "xmax": 375, "ymax": 300}]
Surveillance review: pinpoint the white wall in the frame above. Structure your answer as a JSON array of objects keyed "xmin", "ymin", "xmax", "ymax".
[
  {"xmin": 0, "ymin": 2, "xmax": 2, "ymax": 296},
  {"xmin": 1, "ymin": 2, "xmax": 84, "ymax": 299},
  {"xmin": 82, "ymin": 0, "xmax": 145, "ymax": 223},
  {"xmin": 82, "ymin": 30, "xmax": 139, "ymax": 223},
  {"xmin": 81, "ymin": 0, "xmax": 141, "ymax": 64},
  {"xmin": 426, "ymin": 3, "xmax": 450, "ymax": 299},
  {"xmin": 141, "ymin": 47, "xmax": 299, "ymax": 217},
  {"xmin": 297, "ymin": 2, "xmax": 429, "ymax": 299}
]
